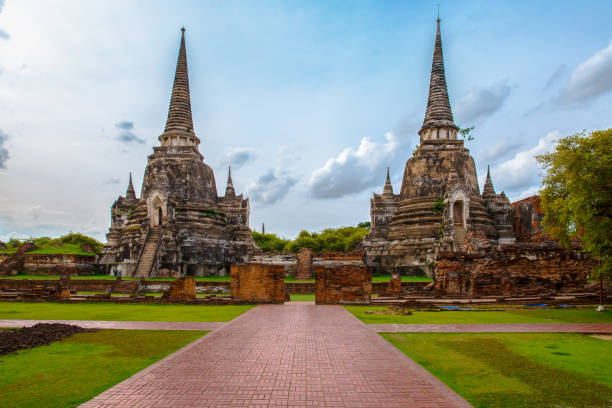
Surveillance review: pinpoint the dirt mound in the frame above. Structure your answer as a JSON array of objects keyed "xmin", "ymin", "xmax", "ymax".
[{"xmin": 0, "ymin": 323, "xmax": 96, "ymax": 355}]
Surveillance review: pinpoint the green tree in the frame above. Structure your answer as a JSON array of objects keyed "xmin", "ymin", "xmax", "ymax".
[
  {"xmin": 537, "ymin": 129, "xmax": 612, "ymax": 283},
  {"xmin": 357, "ymin": 221, "xmax": 371, "ymax": 230},
  {"xmin": 251, "ymin": 231, "xmax": 290, "ymax": 252},
  {"xmin": 459, "ymin": 125, "xmax": 475, "ymax": 142}
]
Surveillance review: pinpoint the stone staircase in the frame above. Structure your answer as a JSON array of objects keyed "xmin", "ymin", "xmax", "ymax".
[
  {"xmin": 134, "ymin": 228, "xmax": 162, "ymax": 278},
  {"xmin": 454, "ymin": 227, "xmax": 466, "ymax": 251}
]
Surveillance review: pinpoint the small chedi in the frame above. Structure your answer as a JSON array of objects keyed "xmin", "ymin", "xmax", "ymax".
[
  {"xmin": 363, "ymin": 18, "xmax": 591, "ymax": 294},
  {"xmin": 101, "ymin": 29, "xmax": 259, "ymax": 278}
]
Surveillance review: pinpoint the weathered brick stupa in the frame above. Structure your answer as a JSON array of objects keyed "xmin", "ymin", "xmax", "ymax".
[
  {"xmin": 101, "ymin": 28, "xmax": 259, "ymax": 278},
  {"xmin": 364, "ymin": 18, "xmax": 514, "ymax": 276}
]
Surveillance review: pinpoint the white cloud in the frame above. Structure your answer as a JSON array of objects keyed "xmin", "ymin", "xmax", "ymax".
[
  {"xmin": 479, "ymin": 139, "xmax": 522, "ymax": 164},
  {"xmin": 543, "ymin": 64, "xmax": 566, "ymax": 91},
  {"xmin": 0, "ymin": 129, "xmax": 9, "ymax": 168},
  {"xmin": 308, "ymin": 132, "xmax": 405, "ymax": 199},
  {"xmin": 115, "ymin": 121, "xmax": 144, "ymax": 144},
  {"xmin": 559, "ymin": 39, "xmax": 612, "ymax": 103},
  {"xmin": 247, "ymin": 169, "xmax": 298, "ymax": 205},
  {"xmin": 454, "ymin": 79, "xmax": 513, "ymax": 124},
  {"xmin": 493, "ymin": 130, "xmax": 559, "ymax": 192},
  {"xmin": 222, "ymin": 147, "xmax": 256, "ymax": 169}
]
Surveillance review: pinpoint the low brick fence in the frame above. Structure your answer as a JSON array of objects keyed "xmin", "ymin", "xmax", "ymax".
[{"xmin": 0, "ymin": 279, "xmax": 232, "ymax": 294}]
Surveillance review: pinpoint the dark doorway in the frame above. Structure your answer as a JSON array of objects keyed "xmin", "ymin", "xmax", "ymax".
[
  {"xmin": 157, "ymin": 207, "xmax": 163, "ymax": 226},
  {"xmin": 453, "ymin": 201, "xmax": 464, "ymax": 226}
]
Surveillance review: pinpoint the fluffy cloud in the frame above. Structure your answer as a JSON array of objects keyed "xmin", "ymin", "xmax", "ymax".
[
  {"xmin": 543, "ymin": 65, "xmax": 566, "ymax": 91},
  {"xmin": 479, "ymin": 139, "xmax": 522, "ymax": 164},
  {"xmin": 493, "ymin": 130, "xmax": 559, "ymax": 193},
  {"xmin": 0, "ymin": 130, "xmax": 9, "ymax": 169},
  {"xmin": 223, "ymin": 147, "xmax": 256, "ymax": 169},
  {"xmin": 0, "ymin": 0, "xmax": 7, "ymax": 40},
  {"xmin": 559, "ymin": 39, "xmax": 612, "ymax": 103},
  {"xmin": 115, "ymin": 121, "xmax": 144, "ymax": 144},
  {"xmin": 102, "ymin": 177, "xmax": 121, "ymax": 185},
  {"xmin": 247, "ymin": 169, "xmax": 298, "ymax": 205},
  {"xmin": 308, "ymin": 132, "xmax": 404, "ymax": 199},
  {"xmin": 454, "ymin": 79, "xmax": 513, "ymax": 124}
]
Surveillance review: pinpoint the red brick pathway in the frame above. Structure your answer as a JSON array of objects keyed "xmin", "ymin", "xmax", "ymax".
[
  {"xmin": 81, "ymin": 304, "xmax": 470, "ymax": 407},
  {"xmin": 369, "ymin": 323, "xmax": 612, "ymax": 333},
  {"xmin": 0, "ymin": 319, "xmax": 225, "ymax": 331}
]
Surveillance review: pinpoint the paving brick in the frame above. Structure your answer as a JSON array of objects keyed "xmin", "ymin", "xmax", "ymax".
[{"xmin": 80, "ymin": 304, "xmax": 470, "ymax": 407}]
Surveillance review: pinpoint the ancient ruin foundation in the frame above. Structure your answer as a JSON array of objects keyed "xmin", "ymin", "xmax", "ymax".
[
  {"xmin": 230, "ymin": 264, "xmax": 285, "ymax": 304},
  {"xmin": 315, "ymin": 265, "xmax": 372, "ymax": 305}
]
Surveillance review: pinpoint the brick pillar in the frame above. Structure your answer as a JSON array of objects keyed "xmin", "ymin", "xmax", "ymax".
[
  {"xmin": 231, "ymin": 264, "xmax": 285, "ymax": 303},
  {"xmin": 295, "ymin": 248, "xmax": 313, "ymax": 280},
  {"xmin": 162, "ymin": 276, "xmax": 196, "ymax": 301},
  {"xmin": 389, "ymin": 274, "xmax": 402, "ymax": 297}
]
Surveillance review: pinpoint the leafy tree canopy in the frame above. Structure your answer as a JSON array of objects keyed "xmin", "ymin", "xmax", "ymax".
[
  {"xmin": 252, "ymin": 223, "xmax": 370, "ymax": 253},
  {"xmin": 537, "ymin": 128, "xmax": 612, "ymax": 278}
]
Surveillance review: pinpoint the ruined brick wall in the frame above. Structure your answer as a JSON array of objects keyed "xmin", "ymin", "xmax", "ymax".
[
  {"xmin": 314, "ymin": 252, "xmax": 363, "ymax": 261},
  {"xmin": 511, "ymin": 195, "xmax": 547, "ymax": 242},
  {"xmin": 230, "ymin": 264, "xmax": 285, "ymax": 303},
  {"xmin": 435, "ymin": 243, "xmax": 592, "ymax": 297},
  {"xmin": 315, "ymin": 265, "xmax": 371, "ymax": 304},
  {"xmin": 285, "ymin": 282, "xmax": 316, "ymax": 294},
  {"xmin": 162, "ymin": 277, "xmax": 196, "ymax": 301},
  {"xmin": 23, "ymin": 254, "xmax": 97, "ymax": 275},
  {"xmin": 295, "ymin": 248, "xmax": 313, "ymax": 280}
]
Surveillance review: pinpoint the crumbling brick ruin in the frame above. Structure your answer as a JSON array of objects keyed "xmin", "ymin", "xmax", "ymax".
[
  {"xmin": 100, "ymin": 28, "xmax": 260, "ymax": 279},
  {"xmin": 230, "ymin": 264, "xmax": 285, "ymax": 303},
  {"xmin": 295, "ymin": 248, "xmax": 313, "ymax": 280},
  {"xmin": 162, "ymin": 276, "xmax": 196, "ymax": 301},
  {"xmin": 435, "ymin": 243, "xmax": 591, "ymax": 297},
  {"xmin": 315, "ymin": 265, "xmax": 371, "ymax": 305},
  {"xmin": 362, "ymin": 18, "xmax": 591, "ymax": 296}
]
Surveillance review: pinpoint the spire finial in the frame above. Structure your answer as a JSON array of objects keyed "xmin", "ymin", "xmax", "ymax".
[
  {"xmin": 225, "ymin": 166, "xmax": 236, "ymax": 198},
  {"xmin": 482, "ymin": 164, "xmax": 496, "ymax": 198},
  {"xmin": 162, "ymin": 27, "xmax": 195, "ymax": 138},
  {"xmin": 126, "ymin": 171, "xmax": 137, "ymax": 201},
  {"xmin": 419, "ymin": 17, "xmax": 457, "ymax": 137},
  {"xmin": 383, "ymin": 167, "xmax": 394, "ymax": 195}
]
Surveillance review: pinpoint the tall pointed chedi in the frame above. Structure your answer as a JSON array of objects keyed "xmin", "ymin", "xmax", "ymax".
[
  {"xmin": 364, "ymin": 18, "xmax": 500, "ymax": 276},
  {"xmin": 420, "ymin": 19, "xmax": 458, "ymax": 137},
  {"xmin": 101, "ymin": 28, "xmax": 259, "ymax": 278},
  {"xmin": 159, "ymin": 27, "xmax": 199, "ymax": 148}
]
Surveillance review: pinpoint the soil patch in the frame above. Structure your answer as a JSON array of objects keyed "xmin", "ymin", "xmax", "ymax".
[{"xmin": 0, "ymin": 323, "xmax": 96, "ymax": 355}]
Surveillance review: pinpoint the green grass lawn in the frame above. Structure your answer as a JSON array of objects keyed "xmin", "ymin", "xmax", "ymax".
[
  {"xmin": 2, "ymin": 274, "xmax": 434, "ymax": 283},
  {"xmin": 0, "ymin": 329, "xmax": 207, "ymax": 408},
  {"xmin": 346, "ymin": 306, "xmax": 612, "ymax": 324},
  {"xmin": 0, "ymin": 274, "xmax": 235, "ymax": 281},
  {"xmin": 383, "ymin": 332, "xmax": 612, "ymax": 407},
  {"xmin": 289, "ymin": 293, "xmax": 315, "ymax": 301},
  {"xmin": 75, "ymin": 291, "xmax": 230, "ymax": 298},
  {"xmin": 0, "ymin": 243, "xmax": 95, "ymax": 256},
  {"xmin": 371, "ymin": 275, "xmax": 433, "ymax": 282},
  {"xmin": 0, "ymin": 302, "xmax": 253, "ymax": 322}
]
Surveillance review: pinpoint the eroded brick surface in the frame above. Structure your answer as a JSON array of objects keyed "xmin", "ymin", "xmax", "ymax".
[
  {"xmin": 315, "ymin": 265, "xmax": 372, "ymax": 305},
  {"xmin": 295, "ymin": 248, "xmax": 313, "ymax": 280},
  {"xmin": 162, "ymin": 276, "xmax": 196, "ymax": 301},
  {"xmin": 81, "ymin": 304, "xmax": 470, "ymax": 408},
  {"xmin": 231, "ymin": 264, "xmax": 285, "ymax": 303}
]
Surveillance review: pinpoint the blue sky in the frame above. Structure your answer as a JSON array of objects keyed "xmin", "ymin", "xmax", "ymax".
[{"xmin": 0, "ymin": 0, "xmax": 611, "ymax": 241}]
